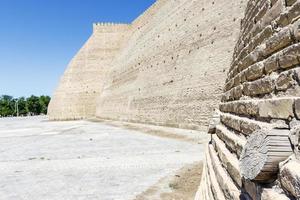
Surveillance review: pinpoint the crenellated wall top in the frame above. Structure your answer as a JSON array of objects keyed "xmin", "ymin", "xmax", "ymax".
[{"xmin": 93, "ymin": 22, "xmax": 132, "ymax": 33}]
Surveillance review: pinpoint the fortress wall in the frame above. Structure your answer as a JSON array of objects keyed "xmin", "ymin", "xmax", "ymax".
[
  {"xmin": 48, "ymin": 23, "xmax": 132, "ymax": 120},
  {"xmin": 132, "ymin": 0, "xmax": 169, "ymax": 30},
  {"xmin": 197, "ymin": 0, "xmax": 300, "ymax": 199},
  {"xmin": 95, "ymin": 0, "xmax": 246, "ymax": 130}
]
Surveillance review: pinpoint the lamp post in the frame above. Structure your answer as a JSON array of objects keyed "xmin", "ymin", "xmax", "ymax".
[{"xmin": 15, "ymin": 99, "xmax": 19, "ymax": 117}]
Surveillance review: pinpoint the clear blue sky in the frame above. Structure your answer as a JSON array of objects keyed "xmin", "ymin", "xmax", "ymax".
[{"xmin": 0, "ymin": 0, "xmax": 155, "ymax": 98}]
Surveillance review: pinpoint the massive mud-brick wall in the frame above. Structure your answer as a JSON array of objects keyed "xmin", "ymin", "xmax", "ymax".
[
  {"xmin": 196, "ymin": 0, "xmax": 300, "ymax": 199},
  {"xmin": 96, "ymin": 0, "xmax": 246, "ymax": 129},
  {"xmin": 48, "ymin": 24, "xmax": 131, "ymax": 120}
]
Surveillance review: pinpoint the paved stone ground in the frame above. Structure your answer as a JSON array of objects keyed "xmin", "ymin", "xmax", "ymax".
[{"xmin": 0, "ymin": 116, "xmax": 204, "ymax": 200}]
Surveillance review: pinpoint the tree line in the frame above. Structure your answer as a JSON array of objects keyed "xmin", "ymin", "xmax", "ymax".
[{"xmin": 0, "ymin": 95, "xmax": 51, "ymax": 117}]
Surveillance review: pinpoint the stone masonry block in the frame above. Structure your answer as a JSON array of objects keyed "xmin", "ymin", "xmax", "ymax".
[
  {"xmin": 233, "ymin": 74, "xmax": 242, "ymax": 87},
  {"xmin": 220, "ymin": 114, "xmax": 241, "ymax": 133},
  {"xmin": 220, "ymin": 101, "xmax": 259, "ymax": 116},
  {"xmin": 233, "ymin": 85, "xmax": 243, "ymax": 100},
  {"xmin": 262, "ymin": 0, "xmax": 285, "ymax": 27},
  {"xmin": 246, "ymin": 62, "xmax": 264, "ymax": 81},
  {"xmin": 276, "ymin": 12, "xmax": 290, "ymax": 28},
  {"xmin": 280, "ymin": 158, "xmax": 300, "ymax": 199},
  {"xmin": 251, "ymin": 25, "xmax": 273, "ymax": 51},
  {"xmin": 258, "ymin": 98, "xmax": 294, "ymax": 119},
  {"xmin": 239, "ymin": 46, "xmax": 264, "ymax": 72},
  {"xmin": 243, "ymin": 76, "xmax": 275, "ymax": 96},
  {"xmin": 251, "ymin": 23, "xmax": 263, "ymax": 39},
  {"xmin": 238, "ymin": 47, "xmax": 250, "ymax": 62},
  {"xmin": 239, "ymin": 55, "xmax": 254, "ymax": 73},
  {"xmin": 264, "ymin": 53, "xmax": 279, "ymax": 74},
  {"xmin": 254, "ymin": 3, "xmax": 269, "ymax": 24},
  {"xmin": 236, "ymin": 101, "xmax": 259, "ymax": 116},
  {"xmin": 278, "ymin": 43, "xmax": 300, "ymax": 69},
  {"xmin": 221, "ymin": 113, "xmax": 272, "ymax": 136},
  {"xmin": 240, "ymin": 119, "xmax": 261, "ymax": 135},
  {"xmin": 276, "ymin": 70, "xmax": 295, "ymax": 91},
  {"xmin": 264, "ymin": 27, "xmax": 293, "ymax": 57}
]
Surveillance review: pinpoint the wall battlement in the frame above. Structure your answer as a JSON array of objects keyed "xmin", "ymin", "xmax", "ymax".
[
  {"xmin": 93, "ymin": 22, "xmax": 131, "ymax": 33},
  {"xmin": 48, "ymin": 21, "xmax": 132, "ymax": 120}
]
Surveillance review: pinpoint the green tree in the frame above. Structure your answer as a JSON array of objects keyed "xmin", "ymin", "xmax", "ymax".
[
  {"xmin": 0, "ymin": 95, "xmax": 14, "ymax": 117},
  {"xmin": 39, "ymin": 95, "xmax": 51, "ymax": 114},
  {"xmin": 26, "ymin": 95, "xmax": 42, "ymax": 115},
  {"xmin": 0, "ymin": 95, "xmax": 51, "ymax": 117},
  {"xmin": 18, "ymin": 97, "xmax": 27, "ymax": 116}
]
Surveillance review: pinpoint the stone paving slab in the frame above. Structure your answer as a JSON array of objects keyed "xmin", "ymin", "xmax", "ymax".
[{"xmin": 0, "ymin": 116, "xmax": 203, "ymax": 200}]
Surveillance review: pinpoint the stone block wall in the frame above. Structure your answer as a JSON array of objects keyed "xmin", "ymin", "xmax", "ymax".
[
  {"xmin": 95, "ymin": 0, "xmax": 246, "ymax": 130},
  {"xmin": 196, "ymin": 0, "xmax": 300, "ymax": 199},
  {"xmin": 49, "ymin": 0, "xmax": 246, "ymax": 127},
  {"xmin": 48, "ymin": 23, "xmax": 132, "ymax": 120}
]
